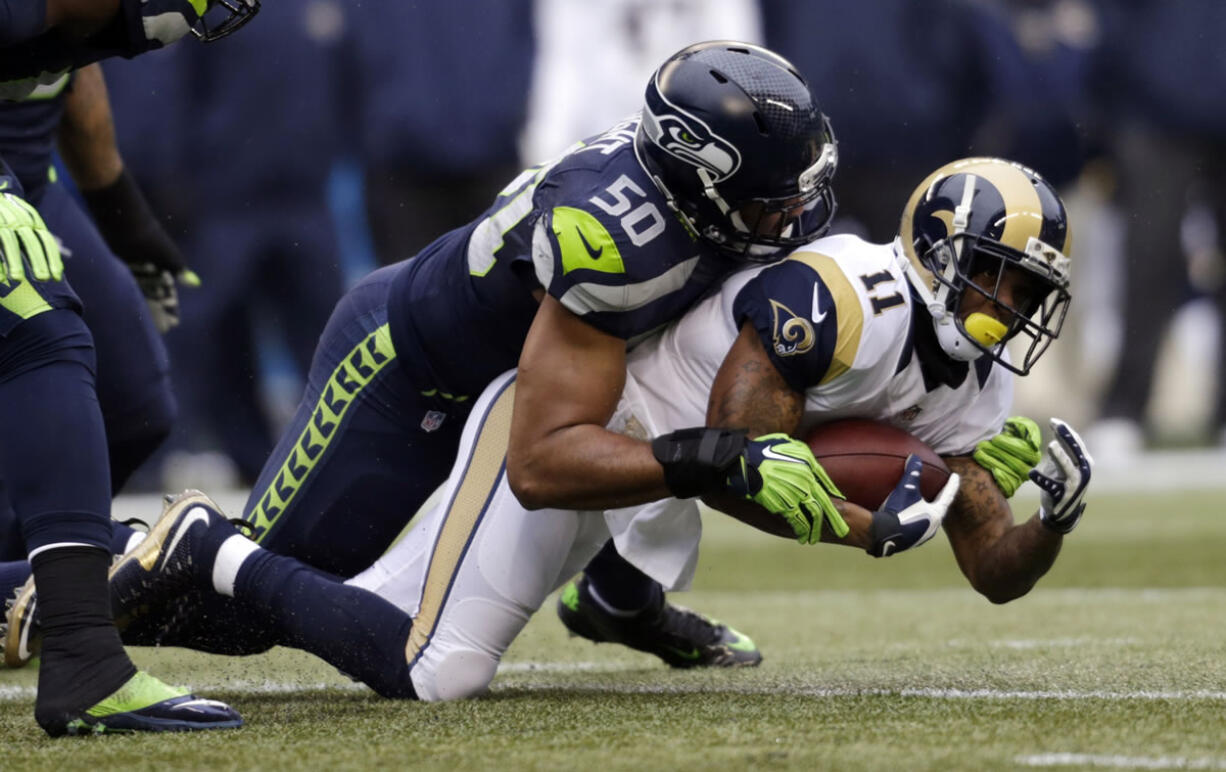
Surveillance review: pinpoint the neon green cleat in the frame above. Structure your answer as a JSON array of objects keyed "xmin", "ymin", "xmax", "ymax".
[
  {"xmin": 556, "ymin": 577, "xmax": 763, "ymax": 669},
  {"xmin": 64, "ymin": 671, "xmax": 242, "ymax": 735}
]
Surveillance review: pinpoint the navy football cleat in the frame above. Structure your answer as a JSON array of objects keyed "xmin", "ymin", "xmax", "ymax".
[
  {"xmin": 6, "ymin": 491, "xmax": 245, "ymax": 668},
  {"xmin": 64, "ymin": 671, "xmax": 243, "ymax": 734},
  {"xmin": 2, "ymin": 575, "xmax": 38, "ymax": 668},
  {"xmin": 557, "ymin": 577, "xmax": 762, "ymax": 669},
  {"xmin": 109, "ymin": 490, "xmax": 239, "ymax": 634}
]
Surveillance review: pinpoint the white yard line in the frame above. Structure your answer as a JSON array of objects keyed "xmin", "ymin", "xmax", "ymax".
[
  {"xmin": 1017, "ymin": 753, "xmax": 1226, "ymax": 769},
  {"xmin": 502, "ymin": 683, "xmax": 1226, "ymax": 700},
  {"xmin": 5, "ymin": 676, "xmax": 1225, "ymax": 704}
]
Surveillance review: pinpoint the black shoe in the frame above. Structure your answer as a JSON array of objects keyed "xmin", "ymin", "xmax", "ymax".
[{"xmin": 557, "ymin": 577, "xmax": 762, "ymax": 669}]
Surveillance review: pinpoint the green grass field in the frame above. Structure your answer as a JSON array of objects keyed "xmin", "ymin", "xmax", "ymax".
[{"xmin": 3, "ymin": 488, "xmax": 1225, "ymax": 770}]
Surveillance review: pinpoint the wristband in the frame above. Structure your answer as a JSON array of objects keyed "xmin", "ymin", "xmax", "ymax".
[
  {"xmin": 651, "ymin": 427, "xmax": 746, "ymax": 499},
  {"xmin": 81, "ymin": 168, "xmax": 184, "ymax": 272}
]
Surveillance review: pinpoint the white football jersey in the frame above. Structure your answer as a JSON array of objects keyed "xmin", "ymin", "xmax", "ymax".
[{"xmin": 605, "ymin": 233, "xmax": 1014, "ymax": 587}]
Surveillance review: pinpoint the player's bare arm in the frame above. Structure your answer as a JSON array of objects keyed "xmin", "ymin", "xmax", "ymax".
[
  {"xmin": 701, "ymin": 320, "xmax": 874, "ymax": 548},
  {"xmin": 507, "ymin": 294, "xmax": 672, "ymax": 511},
  {"xmin": 942, "ymin": 456, "xmax": 1061, "ymax": 604},
  {"xmin": 707, "ymin": 322, "xmax": 804, "ymax": 435},
  {"xmin": 56, "ymin": 64, "xmax": 123, "ymax": 188}
]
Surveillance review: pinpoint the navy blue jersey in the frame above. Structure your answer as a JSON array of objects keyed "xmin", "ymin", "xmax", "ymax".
[
  {"xmin": 0, "ymin": 72, "xmax": 68, "ymax": 205},
  {"xmin": 0, "ymin": 0, "xmax": 186, "ymax": 96},
  {"xmin": 387, "ymin": 116, "xmax": 736, "ymax": 399}
]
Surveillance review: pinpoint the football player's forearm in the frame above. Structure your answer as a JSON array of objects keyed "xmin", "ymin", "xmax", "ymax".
[
  {"xmin": 507, "ymin": 425, "xmax": 672, "ymax": 511},
  {"xmin": 57, "ymin": 64, "xmax": 123, "ymax": 190},
  {"xmin": 963, "ymin": 517, "xmax": 1062, "ymax": 604},
  {"xmin": 945, "ymin": 457, "xmax": 1062, "ymax": 603},
  {"xmin": 821, "ymin": 499, "xmax": 873, "ymax": 549}
]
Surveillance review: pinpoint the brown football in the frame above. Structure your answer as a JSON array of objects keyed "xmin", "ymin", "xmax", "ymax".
[{"xmin": 804, "ymin": 418, "xmax": 952, "ymax": 510}]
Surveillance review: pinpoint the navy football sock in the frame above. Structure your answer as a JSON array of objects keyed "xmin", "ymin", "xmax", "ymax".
[
  {"xmin": 582, "ymin": 540, "xmax": 662, "ymax": 613},
  {"xmin": 234, "ymin": 551, "xmax": 418, "ymax": 698}
]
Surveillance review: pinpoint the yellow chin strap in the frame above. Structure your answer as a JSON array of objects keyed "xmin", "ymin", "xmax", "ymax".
[{"xmin": 964, "ymin": 312, "xmax": 1008, "ymax": 346}]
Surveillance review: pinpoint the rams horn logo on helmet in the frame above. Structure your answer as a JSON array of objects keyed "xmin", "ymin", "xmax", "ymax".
[{"xmin": 641, "ymin": 105, "xmax": 742, "ymax": 183}]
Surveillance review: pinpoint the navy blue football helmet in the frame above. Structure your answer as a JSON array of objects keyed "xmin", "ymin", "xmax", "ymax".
[
  {"xmin": 193, "ymin": 0, "xmax": 260, "ymax": 41},
  {"xmin": 898, "ymin": 158, "xmax": 1073, "ymax": 375},
  {"xmin": 634, "ymin": 41, "xmax": 838, "ymax": 262}
]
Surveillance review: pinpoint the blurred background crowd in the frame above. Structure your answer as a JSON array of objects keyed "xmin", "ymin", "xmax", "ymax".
[{"xmin": 77, "ymin": 0, "xmax": 1226, "ymax": 490}]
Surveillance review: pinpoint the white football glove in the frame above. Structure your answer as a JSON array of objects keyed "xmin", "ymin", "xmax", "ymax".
[
  {"xmin": 1029, "ymin": 418, "xmax": 1093, "ymax": 535},
  {"xmin": 867, "ymin": 454, "xmax": 961, "ymax": 558}
]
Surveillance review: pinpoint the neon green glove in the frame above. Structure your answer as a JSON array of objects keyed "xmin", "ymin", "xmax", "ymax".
[
  {"xmin": 0, "ymin": 191, "xmax": 62, "ymax": 284},
  {"xmin": 972, "ymin": 416, "xmax": 1041, "ymax": 497},
  {"xmin": 728, "ymin": 433, "xmax": 849, "ymax": 544}
]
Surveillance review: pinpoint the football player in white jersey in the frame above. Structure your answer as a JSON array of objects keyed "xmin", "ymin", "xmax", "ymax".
[{"xmin": 10, "ymin": 157, "xmax": 1091, "ymax": 705}]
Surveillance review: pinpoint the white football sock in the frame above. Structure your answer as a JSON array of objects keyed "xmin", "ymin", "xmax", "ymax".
[{"xmin": 212, "ymin": 535, "xmax": 261, "ymax": 597}]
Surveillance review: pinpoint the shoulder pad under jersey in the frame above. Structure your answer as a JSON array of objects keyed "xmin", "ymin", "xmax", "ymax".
[
  {"xmin": 733, "ymin": 236, "xmax": 910, "ymax": 392},
  {"xmin": 531, "ymin": 120, "xmax": 717, "ymax": 339}
]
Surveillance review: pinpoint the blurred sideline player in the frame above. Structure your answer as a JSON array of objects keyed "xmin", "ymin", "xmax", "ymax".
[
  {"xmin": 0, "ymin": 0, "xmax": 253, "ymax": 736},
  {"xmin": 9, "ymin": 157, "xmax": 1090, "ymax": 705},
  {"xmin": 34, "ymin": 41, "xmax": 844, "ymax": 668}
]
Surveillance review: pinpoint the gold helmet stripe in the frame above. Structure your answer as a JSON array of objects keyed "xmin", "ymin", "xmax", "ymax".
[{"xmin": 967, "ymin": 160, "xmax": 1045, "ymax": 253}]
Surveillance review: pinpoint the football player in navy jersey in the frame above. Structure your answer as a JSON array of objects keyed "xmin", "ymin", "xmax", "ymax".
[
  {"xmin": 19, "ymin": 41, "xmax": 842, "ymax": 670},
  {"xmin": 0, "ymin": 0, "xmax": 247, "ymax": 737}
]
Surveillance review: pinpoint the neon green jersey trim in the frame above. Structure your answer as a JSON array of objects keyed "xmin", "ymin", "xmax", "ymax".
[
  {"xmin": 552, "ymin": 207, "xmax": 626, "ymax": 276},
  {"xmin": 0, "ymin": 279, "xmax": 54, "ymax": 319},
  {"xmin": 247, "ymin": 323, "xmax": 397, "ymax": 540}
]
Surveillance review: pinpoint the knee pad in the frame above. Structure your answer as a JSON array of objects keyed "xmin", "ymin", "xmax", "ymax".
[{"xmin": 413, "ymin": 648, "xmax": 498, "ymax": 702}]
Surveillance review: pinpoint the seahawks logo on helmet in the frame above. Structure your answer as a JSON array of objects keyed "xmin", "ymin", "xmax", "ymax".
[{"xmin": 640, "ymin": 103, "xmax": 742, "ymax": 183}]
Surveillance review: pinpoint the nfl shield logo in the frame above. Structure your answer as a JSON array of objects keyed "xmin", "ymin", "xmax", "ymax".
[{"xmin": 420, "ymin": 410, "xmax": 446, "ymax": 433}]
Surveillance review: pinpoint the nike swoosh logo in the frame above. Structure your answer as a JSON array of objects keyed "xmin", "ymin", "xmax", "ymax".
[
  {"xmin": 158, "ymin": 507, "xmax": 211, "ymax": 572},
  {"xmin": 664, "ymin": 645, "xmax": 702, "ymax": 661},
  {"xmin": 170, "ymin": 698, "xmax": 230, "ymax": 713},
  {"xmin": 879, "ymin": 540, "xmax": 896, "ymax": 557},
  {"xmin": 760, "ymin": 446, "xmax": 801, "ymax": 464},
  {"xmin": 811, "ymin": 283, "xmax": 827, "ymax": 323},
  {"xmin": 576, "ymin": 228, "xmax": 603, "ymax": 260},
  {"xmin": 0, "ymin": 179, "xmax": 10, "ymax": 191}
]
